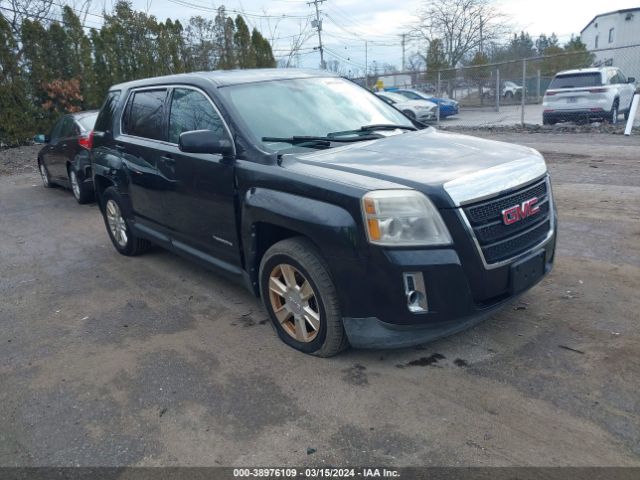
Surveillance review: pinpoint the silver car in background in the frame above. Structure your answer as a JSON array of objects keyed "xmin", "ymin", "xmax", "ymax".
[
  {"xmin": 375, "ymin": 91, "xmax": 438, "ymax": 123},
  {"xmin": 543, "ymin": 67, "xmax": 636, "ymax": 125}
]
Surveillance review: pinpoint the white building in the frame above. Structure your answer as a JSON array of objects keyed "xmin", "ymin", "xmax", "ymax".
[{"xmin": 580, "ymin": 8, "xmax": 640, "ymax": 80}]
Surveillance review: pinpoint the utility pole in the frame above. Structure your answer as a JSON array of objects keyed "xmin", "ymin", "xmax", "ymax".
[
  {"xmin": 365, "ymin": 40, "xmax": 368, "ymax": 87},
  {"xmin": 401, "ymin": 33, "xmax": 406, "ymax": 71},
  {"xmin": 308, "ymin": 0, "xmax": 326, "ymax": 69}
]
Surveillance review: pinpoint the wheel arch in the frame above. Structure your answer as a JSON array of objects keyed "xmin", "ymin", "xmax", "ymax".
[{"xmin": 241, "ymin": 188, "xmax": 362, "ymax": 301}]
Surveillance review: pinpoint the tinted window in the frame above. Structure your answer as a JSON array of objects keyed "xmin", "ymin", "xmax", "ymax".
[
  {"xmin": 94, "ymin": 91, "xmax": 121, "ymax": 133},
  {"xmin": 168, "ymin": 88, "xmax": 226, "ymax": 144},
  {"xmin": 49, "ymin": 117, "xmax": 65, "ymax": 142},
  {"xmin": 549, "ymin": 73, "xmax": 602, "ymax": 89},
  {"xmin": 77, "ymin": 112, "xmax": 98, "ymax": 131},
  {"xmin": 123, "ymin": 89, "xmax": 167, "ymax": 141},
  {"xmin": 59, "ymin": 116, "xmax": 77, "ymax": 138}
]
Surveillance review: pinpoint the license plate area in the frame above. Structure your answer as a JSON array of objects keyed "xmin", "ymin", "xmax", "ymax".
[
  {"xmin": 567, "ymin": 97, "xmax": 578, "ymax": 103},
  {"xmin": 510, "ymin": 251, "xmax": 545, "ymax": 295}
]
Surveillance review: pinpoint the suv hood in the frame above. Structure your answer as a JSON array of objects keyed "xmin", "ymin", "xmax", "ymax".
[{"xmin": 289, "ymin": 128, "xmax": 547, "ymax": 208}]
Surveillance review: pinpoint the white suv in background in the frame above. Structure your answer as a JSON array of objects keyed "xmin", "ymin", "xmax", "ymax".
[{"xmin": 543, "ymin": 67, "xmax": 636, "ymax": 125}]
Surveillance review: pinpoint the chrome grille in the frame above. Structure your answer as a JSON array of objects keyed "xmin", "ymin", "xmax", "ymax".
[{"xmin": 462, "ymin": 178, "xmax": 553, "ymax": 265}]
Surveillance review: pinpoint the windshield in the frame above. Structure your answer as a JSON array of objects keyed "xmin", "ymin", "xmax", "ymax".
[
  {"xmin": 378, "ymin": 92, "xmax": 409, "ymax": 104},
  {"xmin": 77, "ymin": 113, "xmax": 98, "ymax": 131},
  {"xmin": 549, "ymin": 73, "xmax": 602, "ymax": 89},
  {"xmin": 221, "ymin": 77, "xmax": 413, "ymax": 152}
]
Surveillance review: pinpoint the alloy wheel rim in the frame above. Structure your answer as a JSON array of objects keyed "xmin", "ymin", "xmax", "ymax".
[
  {"xmin": 613, "ymin": 107, "xmax": 618, "ymax": 124},
  {"xmin": 70, "ymin": 170, "xmax": 80, "ymax": 198},
  {"xmin": 268, "ymin": 263, "xmax": 321, "ymax": 343},
  {"xmin": 106, "ymin": 199, "xmax": 128, "ymax": 248},
  {"xmin": 39, "ymin": 164, "xmax": 48, "ymax": 186}
]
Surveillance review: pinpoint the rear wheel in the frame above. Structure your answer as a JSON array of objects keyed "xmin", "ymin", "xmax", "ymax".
[
  {"xmin": 505, "ymin": 91, "xmax": 514, "ymax": 99},
  {"xmin": 609, "ymin": 101, "xmax": 619, "ymax": 124},
  {"xmin": 38, "ymin": 160, "xmax": 52, "ymax": 188},
  {"xmin": 101, "ymin": 187, "xmax": 151, "ymax": 256},
  {"xmin": 68, "ymin": 165, "xmax": 93, "ymax": 204},
  {"xmin": 259, "ymin": 237, "xmax": 348, "ymax": 357}
]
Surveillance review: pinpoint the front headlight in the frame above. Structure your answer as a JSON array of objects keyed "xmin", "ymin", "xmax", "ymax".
[
  {"xmin": 362, "ymin": 190, "xmax": 452, "ymax": 246},
  {"xmin": 415, "ymin": 105, "xmax": 428, "ymax": 110}
]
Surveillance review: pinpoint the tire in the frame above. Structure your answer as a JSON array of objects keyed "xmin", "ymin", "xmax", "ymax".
[
  {"xmin": 68, "ymin": 165, "xmax": 93, "ymax": 204},
  {"xmin": 38, "ymin": 160, "xmax": 53, "ymax": 188},
  {"xmin": 609, "ymin": 101, "xmax": 619, "ymax": 125},
  {"xmin": 402, "ymin": 110, "xmax": 416, "ymax": 120},
  {"xmin": 259, "ymin": 237, "xmax": 348, "ymax": 357},
  {"xmin": 505, "ymin": 91, "xmax": 514, "ymax": 99},
  {"xmin": 101, "ymin": 187, "xmax": 151, "ymax": 256}
]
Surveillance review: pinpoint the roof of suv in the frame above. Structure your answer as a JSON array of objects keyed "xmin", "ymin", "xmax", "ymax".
[
  {"xmin": 554, "ymin": 67, "xmax": 609, "ymax": 76},
  {"xmin": 110, "ymin": 68, "xmax": 336, "ymax": 91}
]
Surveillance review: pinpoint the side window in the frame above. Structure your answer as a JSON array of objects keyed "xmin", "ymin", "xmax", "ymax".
[
  {"xmin": 616, "ymin": 70, "xmax": 626, "ymax": 84},
  {"xmin": 94, "ymin": 91, "xmax": 121, "ymax": 133},
  {"xmin": 168, "ymin": 88, "xmax": 226, "ymax": 145},
  {"xmin": 403, "ymin": 91, "xmax": 421, "ymax": 100},
  {"xmin": 49, "ymin": 116, "xmax": 65, "ymax": 142},
  {"xmin": 59, "ymin": 116, "xmax": 77, "ymax": 138},
  {"xmin": 123, "ymin": 89, "xmax": 167, "ymax": 141}
]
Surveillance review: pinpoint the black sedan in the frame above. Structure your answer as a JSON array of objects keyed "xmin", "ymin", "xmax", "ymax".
[{"xmin": 35, "ymin": 110, "xmax": 98, "ymax": 204}]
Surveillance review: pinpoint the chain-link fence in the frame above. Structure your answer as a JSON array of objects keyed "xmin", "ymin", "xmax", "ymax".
[{"xmin": 360, "ymin": 44, "xmax": 640, "ymax": 129}]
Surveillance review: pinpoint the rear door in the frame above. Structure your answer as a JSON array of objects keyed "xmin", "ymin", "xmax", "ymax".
[
  {"xmin": 41, "ymin": 116, "xmax": 64, "ymax": 176},
  {"xmin": 159, "ymin": 86, "xmax": 241, "ymax": 268},
  {"xmin": 118, "ymin": 88, "xmax": 171, "ymax": 227},
  {"xmin": 48, "ymin": 115, "xmax": 76, "ymax": 179},
  {"xmin": 613, "ymin": 69, "xmax": 634, "ymax": 109}
]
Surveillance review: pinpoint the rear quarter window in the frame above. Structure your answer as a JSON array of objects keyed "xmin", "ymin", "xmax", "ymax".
[
  {"xmin": 94, "ymin": 91, "xmax": 121, "ymax": 133},
  {"xmin": 549, "ymin": 73, "xmax": 602, "ymax": 89},
  {"xmin": 123, "ymin": 89, "xmax": 167, "ymax": 141}
]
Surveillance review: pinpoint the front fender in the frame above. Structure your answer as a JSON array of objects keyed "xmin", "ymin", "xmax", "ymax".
[{"xmin": 242, "ymin": 188, "xmax": 365, "ymax": 310}]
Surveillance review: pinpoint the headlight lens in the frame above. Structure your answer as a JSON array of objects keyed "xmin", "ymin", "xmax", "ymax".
[{"xmin": 362, "ymin": 190, "xmax": 452, "ymax": 246}]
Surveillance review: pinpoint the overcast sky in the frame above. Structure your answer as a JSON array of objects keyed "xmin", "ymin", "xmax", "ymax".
[{"xmin": 118, "ymin": 0, "xmax": 639, "ymax": 73}]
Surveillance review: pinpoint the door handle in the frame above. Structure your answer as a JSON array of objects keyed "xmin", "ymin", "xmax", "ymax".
[
  {"xmin": 115, "ymin": 144, "xmax": 126, "ymax": 151},
  {"xmin": 161, "ymin": 155, "xmax": 176, "ymax": 165}
]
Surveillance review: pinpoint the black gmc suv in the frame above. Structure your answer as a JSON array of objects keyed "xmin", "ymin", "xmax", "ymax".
[{"xmin": 91, "ymin": 69, "xmax": 557, "ymax": 357}]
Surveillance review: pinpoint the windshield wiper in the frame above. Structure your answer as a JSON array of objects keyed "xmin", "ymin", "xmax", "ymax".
[
  {"xmin": 262, "ymin": 134, "xmax": 383, "ymax": 146},
  {"xmin": 327, "ymin": 124, "xmax": 417, "ymax": 138}
]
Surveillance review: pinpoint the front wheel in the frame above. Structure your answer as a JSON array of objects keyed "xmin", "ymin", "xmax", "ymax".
[
  {"xmin": 101, "ymin": 187, "xmax": 151, "ymax": 256},
  {"xmin": 259, "ymin": 237, "xmax": 348, "ymax": 357},
  {"xmin": 402, "ymin": 110, "xmax": 416, "ymax": 120}
]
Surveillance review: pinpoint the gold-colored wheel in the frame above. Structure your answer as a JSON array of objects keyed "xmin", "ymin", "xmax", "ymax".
[{"xmin": 268, "ymin": 263, "xmax": 321, "ymax": 343}]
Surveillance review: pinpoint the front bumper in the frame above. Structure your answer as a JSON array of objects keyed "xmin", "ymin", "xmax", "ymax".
[{"xmin": 337, "ymin": 224, "xmax": 556, "ymax": 349}]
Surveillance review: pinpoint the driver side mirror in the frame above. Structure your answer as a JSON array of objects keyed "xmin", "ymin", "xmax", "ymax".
[
  {"xmin": 178, "ymin": 130, "xmax": 235, "ymax": 157},
  {"xmin": 34, "ymin": 134, "xmax": 49, "ymax": 144},
  {"xmin": 628, "ymin": 77, "xmax": 636, "ymax": 84}
]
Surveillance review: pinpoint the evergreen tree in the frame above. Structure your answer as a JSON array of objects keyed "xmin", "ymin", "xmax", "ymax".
[
  {"xmin": 0, "ymin": 15, "xmax": 35, "ymax": 145},
  {"xmin": 234, "ymin": 15, "xmax": 254, "ymax": 68},
  {"xmin": 426, "ymin": 38, "xmax": 448, "ymax": 81},
  {"xmin": 252, "ymin": 28, "xmax": 276, "ymax": 68}
]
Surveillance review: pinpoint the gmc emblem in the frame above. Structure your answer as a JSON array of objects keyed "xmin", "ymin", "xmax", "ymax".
[{"xmin": 502, "ymin": 197, "xmax": 540, "ymax": 225}]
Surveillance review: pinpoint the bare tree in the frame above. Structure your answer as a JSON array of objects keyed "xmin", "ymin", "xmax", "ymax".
[
  {"xmin": 273, "ymin": 18, "xmax": 314, "ymax": 68},
  {"xmin": 413, "ymin": 0, "xmax": 509, "ymax": 68},
  {"xmin": 2, "ymin": 0, "xmax": 54, "ymax": 33}
]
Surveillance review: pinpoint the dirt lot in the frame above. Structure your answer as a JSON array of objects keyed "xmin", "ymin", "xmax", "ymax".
[{"xmin": 0, "ymin": 133, "xmax": 639, "ymax": 467}]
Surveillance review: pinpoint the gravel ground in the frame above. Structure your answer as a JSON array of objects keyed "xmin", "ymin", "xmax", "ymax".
[
  {"xmin": 0, "ymin": 145, "xmax": 41, "ymax": 177},
  {"xmin": 0, "ymin": 132, "xmax": 639, "ymax": 467}
]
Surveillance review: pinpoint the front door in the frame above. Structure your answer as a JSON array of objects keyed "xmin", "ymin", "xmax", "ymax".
[
  {"xmin": 117, "ymin": 88, "xmax": 171, "ymax": 227},
  {"xmin": 160, "ymin": 87, "xmax": 241, "ymax": 268}
]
